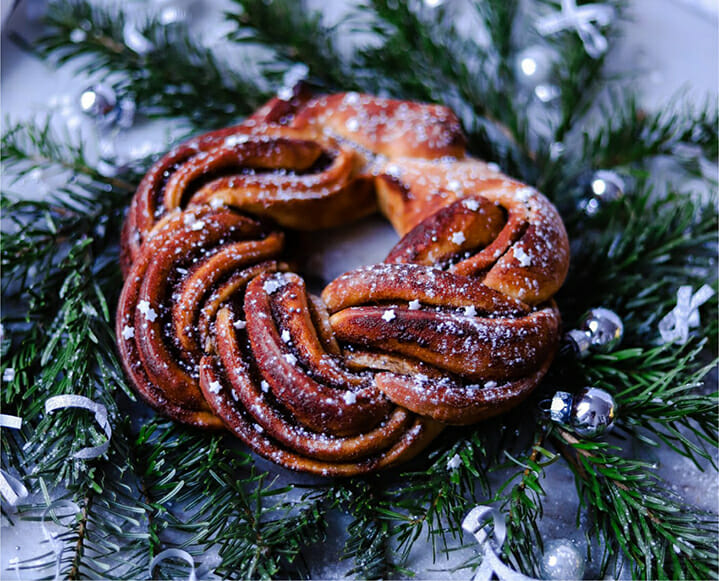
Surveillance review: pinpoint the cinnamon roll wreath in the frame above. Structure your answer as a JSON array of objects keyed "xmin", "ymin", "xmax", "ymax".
[{"xmin": 117, "ymin": 91, "xmax": 569, "ymax": 476}]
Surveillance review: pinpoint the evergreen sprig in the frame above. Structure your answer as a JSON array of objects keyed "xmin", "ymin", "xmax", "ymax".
[
  {"xmin": 31, "ymin": 0, "xmax": 270, "ymax": 128},
  {"xmin": 554, "ymin": 428, "xmax": 719, "ymax": 580},
  {"xmin": 2, "ymin": 0, "xmax": 717, "ymax": 579}
]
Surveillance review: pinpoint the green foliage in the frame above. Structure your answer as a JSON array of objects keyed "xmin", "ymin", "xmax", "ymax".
[
  {"xmin": 554, "ymin": 429, "xmax": 719, "ymax": 580},
  {"xmin": 33, "ymin": 0, "xmax": 269, "ymax": 127},
  {"xmin": 2, "ymin": 0, "xmax": 717, "ymax": 579}
]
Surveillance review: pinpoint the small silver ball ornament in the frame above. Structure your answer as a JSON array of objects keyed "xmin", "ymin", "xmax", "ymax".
[
  {"xmin": 582, "ymin": 170, "xmax": 625, "ymax": 216},
  {"xmin": 564, "ymin": 307, "xmax": 623, "ymax": 358},
  {"xmin": 80, "ymin": 84, "xmax": 117, "ymax": 120},
  {"xmin": 548, "ymin": 387, "xmax": 616, "ymax": 438},
  {"xmin": 79, "ymin": 84, "xmax": 136, "ymax": 129},
  {"xmin": 539, "ymin": 539, "xmax": 585, "ymax": 580},
  {"xmin": 516, "ymin": 46, "xmax": 554, "ymax": 87}
]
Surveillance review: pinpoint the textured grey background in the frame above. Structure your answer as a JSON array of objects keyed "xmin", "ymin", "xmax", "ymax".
[{"xmin": 1, "ymin": 0, "xmax": 717, "ymax": 578}]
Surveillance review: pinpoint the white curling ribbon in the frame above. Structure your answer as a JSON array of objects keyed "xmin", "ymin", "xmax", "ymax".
[
  {"xmin": 41, "ymin": 499, "xmax": 80, "ymax": 581},
  {"xmin": 0, "ymin": 414, "xmax": 29, "ymax": 506},
  {"xmin": 462, "ymin": 506, "xmax": 537, "ymax": 581},
  {"xmin": 149, "ymin": 549, "xmax": 197, "ymax": 581},
  {"xmin": 536, "ymin": 0, "xmax": 615, "ymax": 59},
  {"xmin": 44, "ymin": 395, "xmax": 112, "ymax": 459},
  {"xmin": 659, "ymin": 284, "xmax": 715, "ymax": 345}
]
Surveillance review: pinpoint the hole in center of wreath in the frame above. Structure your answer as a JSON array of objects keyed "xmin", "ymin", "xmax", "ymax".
[
  {"xmin": 290, "ymin": 215, "xmax": 399, "ymax": 295},
  {"xmin": 287, "ymin": 195, "xmax": 508, "ymax": 296}
]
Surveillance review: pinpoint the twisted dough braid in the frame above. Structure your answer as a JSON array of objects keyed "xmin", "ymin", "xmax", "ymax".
[{"xmin": 117, "ymin": 91, "xmax": 569, "ymax": 475}]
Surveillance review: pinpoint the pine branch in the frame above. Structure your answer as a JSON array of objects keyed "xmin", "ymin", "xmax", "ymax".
[
  {"xmin": 33, "ymin": 0, "xmax": 269, "ymax": 127},
  {"xmin": 133, "ymin": 419, "xmax": 326, "ymax": 580},
  {"xmin": 554, "ymin": 429, "xmax": 719, "ymax": 580},
  {"xmin": 580, "ymin": 341, "xmax": 718, "ymax": 470},
  {"xmin": 487, "ymin": 432, "xmax": 556, "ymax": 577},
  {"xmin": 557, "ymin": 186, "xmax": 718, "ymax": 343},
  {"xmin": 333, "ymin": 479, "xmax": 394, "ymax": 580},
  {"xmin": 227, "ymin": 0, "xmax": 360, "ymax": 93}
]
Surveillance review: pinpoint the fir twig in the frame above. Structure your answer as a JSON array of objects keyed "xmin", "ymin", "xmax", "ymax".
[
  {"xmin": 554, "ymin": 428, "xmax": 719, "ymax": 580},
  {"xmin": 33, "ymin": 0, "xmax": 270, "ymax": 127}
]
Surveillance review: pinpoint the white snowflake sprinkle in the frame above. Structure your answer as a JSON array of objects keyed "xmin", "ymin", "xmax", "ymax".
[
  {"xmin": 447, "ymin": 454, "xmax": 462, "ymax": 470},
  {"xmin": 515, "ymin": 187, "xmax": 534, "ymax": 202},
  {"xmin": 224, "ymin": 134, "xmax": 250, "ymax": 147},
  {"xmin": 210, "ymin": 197, "xmax": 225, "ymax": 209},
  {"xmin": 260, "ymin": 380, "xmax": 270, "ymax": 393},
  {"xmin": 233, "ymin": 319, "xmax": 247, "ymax": 330},
  {"xmin": 189, "ymin": 220, "xmax": 205, "ymax": 231},
  {"xmin": 345, "ymin": 117, "xmax": 359, "ymax": 132},
  {"xmin": 277, "ymin": 86, "xmax": 294, "ymax": 101},
  {"xmin": 137, "ymin": 300, "xmax": 158, "ymax": 322},
  {"xmin": 3, "ymin": 368, "xmax": 15, "ymax": 382},
  {"xmin": 408, "ymin": 299, "xmax": 421, "ymax": 310},
  {"xmin": 207, "ymin": 380, "xmax": 222, "ymax": 394},
  {"xmin": 451, "ymin": 231, "xmax": 466, "ymax": 245},
  {"xmin": 342, "ymin": 391, "xmax": 357, "ymax": 405},
  {"xmin": 463, "ymin": 305, "xmax": 477, "ymax": 317},
  {"xmin": 464, "ymin": 199, "xmax": 480, "ymax": 211},
  {"xmin": 281, "ymin": 329, "xmax": 291, "ymax": 343},
  {"xmin": 513, "ymin": 246, "xmax": 532, "ymax": 267},
  {"xmin": 344, "ymin": 92, "xmax": 360, "ymax": 105},
  {"xmin": 382, "ymin": 309, "xmax": 396, "ymax": 322},
  {"xmin": 263, "ymin": 278, "xmax": 282, "ymax": 294},
  {"xmin": 385, "ymin": 164, "xmax": 402, "ymax": 178},
  {"xmin": 122, "ymin": 325, "xmax": 135, "ymax": 340},
  {"xmin": 284, "ymin": 353, "xmax": 297, "ymax": 365}
]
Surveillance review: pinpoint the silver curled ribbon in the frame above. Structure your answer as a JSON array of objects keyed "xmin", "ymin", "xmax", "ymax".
[
  {"xmin": 41, "ymin": 499, "xmax": 81, "ymax": 581},
  {"xmin": 149, "ymin": 549, "xmax": 197, "ymax": 581},
  {"xmin": 0, "ymin": 413, "xmax": 29, "ymax": 505},
  {"xmin": 658, "ymin": 284, "xmax": 715, "ymax": 345},
  {"xmin": 44, "ymin": 395, "xmax": 112, "ymax": 459},
  {"xmin": 462, "ymin": 506, "xmax": 537, "ymax": 581},
  {"xmin": 536, "ymin": 0, "xmax": 615, "ymax": 59}
]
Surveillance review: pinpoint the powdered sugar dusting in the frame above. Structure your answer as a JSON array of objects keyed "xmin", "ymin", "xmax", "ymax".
[
  {"xmin": 224, "ymin": 134, "xmax": 250, "ymax": 148},
  {"xmin": 464, "ymin": 198, "xmax": 480, "ymax": 211},
  {"xmin": 263, "ymin": 279, "xmax": 282, "ymax": 294},
  {"xmin": 513, "ymin": 247, "xmax": 532, "ymax": 267},
  {"xmin": 451, "ymin": 231, "xmax": 466, "ymax": 245}
]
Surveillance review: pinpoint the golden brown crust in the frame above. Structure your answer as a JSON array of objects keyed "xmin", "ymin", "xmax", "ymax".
[{"xmin": 116, "ymin": 92, "xmax": 570, "ymax": 475}]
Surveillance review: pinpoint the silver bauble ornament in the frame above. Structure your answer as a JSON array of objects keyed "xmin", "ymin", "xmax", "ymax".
[
  {"xmin": 80, "ymin": 84, "xmax": 117, "ymax": 120},
  {"xmin": 564, "ymin": 307, "xmax": 623, "ymax": 358},
  {"xmin": 79, "ymin": 85, "xmax": 136, "ymax": 129},
  {"xmin": 515, "ymin": 46, "xmax": 560, "ymax": 103},
  {"xmin": 548, "ymin": 387, "xmax": 616, "ymax": 438},
  {"xmin": 516, "ymin": 46, "xmax": 554, "ymax": 87},
  {"xmin": 539, "ymin": 539, "xmax": 585, "ymax": 580},
  {"xmin": 582, "ymin": 169, "xmax": 625, "ymax": 216}
]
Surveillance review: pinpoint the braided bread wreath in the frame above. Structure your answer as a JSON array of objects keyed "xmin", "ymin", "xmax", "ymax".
[{"xmin": 116, "ymin": 90, "xmax": 570, "ymax": 477}]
